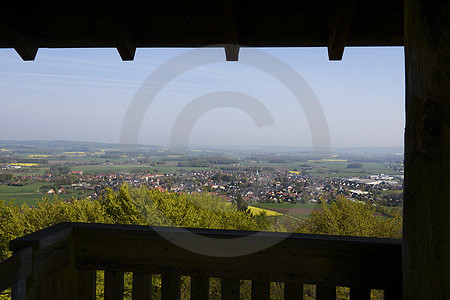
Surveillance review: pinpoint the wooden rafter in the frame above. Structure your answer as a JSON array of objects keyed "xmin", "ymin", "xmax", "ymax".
[
  {"xmin": 328, "ymin": 0, "xmax": 356, "ymax": 60},
  {"xmin": 224, "ymin": 44, "xmax": 239, "ymax": 61},
  {"xmin": 0, "ymin": 17, "xmax": 37, "ymax": 61},
  {"xmin": 95, "ymin": 0, "xmax": 136, "ymax": 61},
  {"xmin": 222, "ymin": 0, "xmax": 239, "ymax": 61}
]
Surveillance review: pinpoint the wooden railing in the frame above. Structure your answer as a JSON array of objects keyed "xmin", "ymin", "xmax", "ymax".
[{"xmin": 1, "ymin": 222, "xmax": 402, "ymax": 299}]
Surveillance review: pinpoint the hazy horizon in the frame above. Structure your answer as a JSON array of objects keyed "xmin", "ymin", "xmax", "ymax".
[
  {"xmin": 0, "ymin": 139, "xmax": 404, "ymax": 155},
  {"xmin": 0, "ymin": 47, "xmax": 405, "ymax": 148}
]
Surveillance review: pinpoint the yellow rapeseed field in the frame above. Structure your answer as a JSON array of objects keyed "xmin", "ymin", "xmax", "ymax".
[
  {"xmin": 248, "ymin": 205, "xmax": 282, "ymax": 216},
  {"xmin": 28, "ymin": 154, "xmax": 51, "ymax": 158},
  {"xmin": 321, "ymin": 159, "xmax": 347, "ymax": 162},
  {"xmin": 11, "ymin": 163, "xmax": 40, "ymax": 167},
  {"xmin": 289, "ymin": 171, "xmax": 301, "ymax": 174}
]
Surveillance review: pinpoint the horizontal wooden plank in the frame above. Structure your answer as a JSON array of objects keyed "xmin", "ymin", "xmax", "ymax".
[
  {"xmin": 9, "ymin": 223, "xmax": 73, "ymax": 251},
  {"xmin": 0, "ymin": 247, "xmax": 32, "ymax": 293},
  {"xmin": 70, "ymin": 222, "xmax": 401, "ymax": 245},
  {"xmin": 71, "ymin": 223, "xmax": 402, "ymax": 290}
]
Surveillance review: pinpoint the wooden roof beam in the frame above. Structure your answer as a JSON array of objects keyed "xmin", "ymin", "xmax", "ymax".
[
  {"xmin": 113, "ymin": 25, "xmax": 136, "ymax": 61},
  {"xmin": 327, "ymin": 0, "xmax": 356, "ymax": 61},
  {"xmin": 0, "ymin": 18, "xmax": 37, "ymax": 61},
  {"xmin": 95, "ymin": 0, "xmax": 136, "ymax": 61},
  {"xmin": 224, "ymin": 44, "xmax": 239, "ymax": 61},
  {"xmin": 222, "ymin": 0, "xmax": 239, "ymax": 61}
]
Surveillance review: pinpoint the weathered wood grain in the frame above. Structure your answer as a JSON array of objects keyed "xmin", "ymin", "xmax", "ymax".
[
  {"xmin": 349, "ymin": 287, "xmax": 371, "ymax": 300},
  {"xmin": 284, "ymin": 282, "xmax": 303, "ymax": 300},
  {"xmin": 251, "ymin": 280, "xmax": 270, "ymax": 300},
  {"xmin": 132, "ymin": 272, "xmax": 152, "ymax": 300},
  {"xmin": 221, "ymin": 278, "xmax": 239, "ymax": 300},
  {"xmin": 161, "ymin": 274, "xmax": 180, "ymax": 300},
  {"xmin": 71, "ymin": 223, "xmax": 401, "ymax": 290},
  {"xmin": 190, "ymin": 275, "xmax": 209, "ymax": 300},
  {"xmin": 0, "ymin": 0, "xmax": 404, "ymax": 57},
  {"xmin": 316, "ymin": 285, "xmax": 336, "ymax": 300},
  {"xmin": 9, "ymin": 223, "xmax": 73, "ymax": 252},
  {"xmin": 0, "ymin": 247, "xmax": 32, "ymax": 293},
  {"xmin": 404, "ymin": 0, "xmax": 450, "ymax": 298},
  {"xmin": 104, "ymin": 271, "xmax": 124, "ymax": 300},
  {"xmin": 75, "ymin": 269, "xmax": 96, "ymax": 300}
]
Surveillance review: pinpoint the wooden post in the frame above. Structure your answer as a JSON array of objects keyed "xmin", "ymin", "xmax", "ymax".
[
  {"xmin": 316, "ymin": 285, "xmax": 336, "ymax": 300},
  {"xmin": 349, "ymin": 287, "xmax": 371, "ymax": 300},
  {"xmin": 190, "ymin": 276, "xmax": 209, "ymax": 300},
  {"xmin": 221, "ymin": 278, "xmax": 239, "ymax": 300},
  {"xmin": 75, "ymin": 269, "xmax": 96, "ymax": 300},
  {"xmin": 284, "ymin": 282, "xmax": 303, "ymax": 300},
  {"xmin": 404, "ymin": 0, "xmax": 450, "ymax": 298},
  {"xmin": 251, "ymin": 280, "xmax": 270, "ymax": 300},
  {"xmin": 161, "ymin": 274, "xmax": 181, "ymax": 300},
  {"xmin": 132, "ymin": 272, "xmax": 152, "ymax": 300},
  {"xmin": 104, "ymin": 271, "xmax": 124, "ymax": 300}
]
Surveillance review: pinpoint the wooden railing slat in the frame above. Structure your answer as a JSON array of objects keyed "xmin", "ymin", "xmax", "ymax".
[
  {"xmin": 316, "ymin": 285, "xmax": 336, "ymax": 300},
  {"xmin": 105, "ymin": 271, "xmax": 124, "ymax": 300},
  {"xmin": 39, "ymin": 277, "xmax": 53, "ymax": 299},
  {"xmin": 284, "ymin": 282, "xmax": 303, "ymax": 300},
  {"xmin": 63, "ymin": 265, "xmax": 75, "ymax": 300},
  {"xmin": 55, "ymin": 269, "xmax": 64, "ymax": 300},
  {"xmin": 191, "ymin": 275, "xmax": 209, "ymax": 300},
  {"xmin": 251, "ymin": 280, "xmax": 270, "ymax": 300},
  {"xmin": 0, "ymin": 247, "xmax": 32, "ymax": 293},
  {"xmin": 161, "ymin": 274, "xmax": 181, "ymax": 300},
  {"xmin": 221, "ymin": 278, "xmax": 240, "ymax": 300},
  {"xmin": 349, "ymin": 287, "xmax": 371, "ymax": 300},
  {"xmin": 11, "ymin": 279, "xmax": 26, "ymax": 300},
  {"xmin": 384, "ymin": 287, "xmax": 402, "ymax": 300},
  {"xmin": 75, "ymin": 269, "xmax": 96, "ymax": 300},
  {"xmin": 132, "ymin": 272, "xmax": 152, "ymax": 300}
]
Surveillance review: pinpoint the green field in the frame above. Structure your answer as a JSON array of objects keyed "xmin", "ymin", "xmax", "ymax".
[
  {"xmin": 72, "ymin": 164, "xmax": 216, "ymax": 174},
  {"xmin": 241, "ymin": 160, "xmax": 401, "ymax": 177},
  {"xmin": 0, "ymin": 183, "xmax": 78, "ymax": 205},
  {"xmin": 251, "ymin": 202, "xmax": 322, "ymax": 217},
  {"xmin": 253, "ymin": 202, "xmax": 321, "ymax": 209}
]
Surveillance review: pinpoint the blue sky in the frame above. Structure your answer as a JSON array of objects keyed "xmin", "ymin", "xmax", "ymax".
[{"xmin": 0, "ymin": 46, "xmax": 405, "ymax": 148}]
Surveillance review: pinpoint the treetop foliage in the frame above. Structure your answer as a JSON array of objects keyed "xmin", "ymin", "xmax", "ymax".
[{"xmin": 298, "ymin": 196, "xmax": 402, "ymax": 239}]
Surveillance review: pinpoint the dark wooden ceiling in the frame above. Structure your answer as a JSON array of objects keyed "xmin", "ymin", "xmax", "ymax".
[{"xmin": 0, "ymin": 0, "xmax": 404, "ymax": 61}]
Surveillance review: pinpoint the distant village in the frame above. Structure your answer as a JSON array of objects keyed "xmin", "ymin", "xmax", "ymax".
[{"xmin": 2, "ymin": 168, "xmax": 403, "ymax": 207}]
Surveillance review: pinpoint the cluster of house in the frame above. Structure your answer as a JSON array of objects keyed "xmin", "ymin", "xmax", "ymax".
[{"xmin": 0, "ymin": 168, "xmax": 404, "ymax": 206}]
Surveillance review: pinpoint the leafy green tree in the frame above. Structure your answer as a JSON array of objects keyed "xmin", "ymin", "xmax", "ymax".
[
  {"xmin": 347, "ymin": 162, "xmax": 363, "ymax": 168},
  {"xmin": 49, "ymin": 165, "xmax": 72, "ymax": 174},
  {"xmin": 298, "ymin": 196, "xmax": 402, "ymax": 239},
  {"xmin": 0, "ymin": 174, "xmax": 13, "ymax": 183},
  {"xmin": 235, "ymin": 194, "xmax": 248, "ymax": 212}
]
